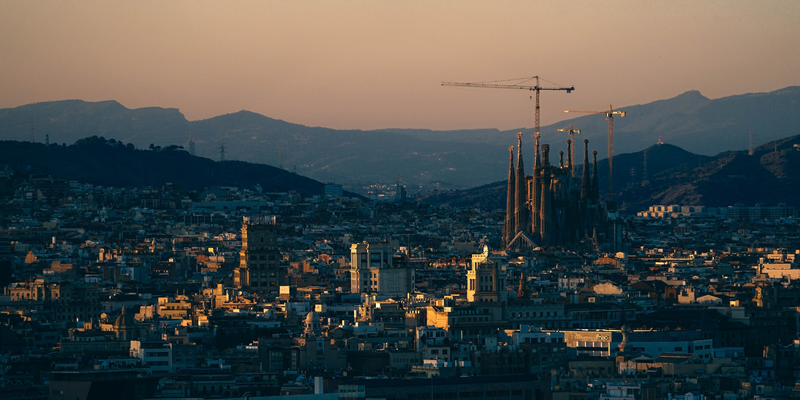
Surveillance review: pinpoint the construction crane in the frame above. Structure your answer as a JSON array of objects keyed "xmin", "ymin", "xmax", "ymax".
[
  {"xmin": 563, "ymin": 105, "xmax": 626, "ymax": 204},
  {"xmin": 556, "ymin": 124, "xmax": 581, "ymax": 178},
  {"xmin": 442, "ymin": 76, "xmax": 574, "ymax": 140}
]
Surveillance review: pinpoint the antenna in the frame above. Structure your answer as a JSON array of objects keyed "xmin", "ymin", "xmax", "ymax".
[
  {"xmin": 279, "ymin": 146, "xmax": 283, "ymax": 170},
  {"xmin": 749, "ymin": 131, "xmax": 753, "ymax": 156},
  {"xmin": 46, "ymin": 134, "xmax": 50, "ymax": 146},
  {"xmin": 30, "ymin": 118, "xmax": 36, "ymax": 142},
  {"xmin": 642, "ymin": 147, "xmax": 649, "ymax": 185},
  {"xmin": 188, "ymin": 134, "xmax": 196, "ymax": 156},
  {"xmin": 218, "ymin": 139, "xmax": 226, "ymax": 162}
]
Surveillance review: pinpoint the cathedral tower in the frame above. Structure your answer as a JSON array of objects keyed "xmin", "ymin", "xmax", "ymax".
[
  {"xmin": 504, "ymin": 146, "xmax": 516, "ymax": 245},
  {"xmin": 514, "ymin": 133, "xmax": 527, "ymax": 236}
]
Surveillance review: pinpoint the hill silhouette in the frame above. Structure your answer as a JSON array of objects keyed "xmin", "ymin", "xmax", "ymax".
[{"xmin": 0, "ymin": 137, "xmax": 358, "ymax": 198}]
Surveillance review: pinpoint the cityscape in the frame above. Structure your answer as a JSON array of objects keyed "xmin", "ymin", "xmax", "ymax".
[
  {"xmin": 0, "ymin": 129, "xmax": 799, "ymax": 399},
  {"xmin": 2, "ymin": 2, "xmax": 800, "ymax": 400}
]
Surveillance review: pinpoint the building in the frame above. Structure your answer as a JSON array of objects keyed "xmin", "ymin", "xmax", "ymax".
[
  {"xmin": 130, "ymin": 340, "xmax": 173, "ymax": 374},
  {"xmin": 349, "ymin": 241, "xmax": 414, "ymax": 298},
  {"xmin": 4, "ymin": 278, "xmax": 102, "ymax": 324},
  {"xmin": 234, "ymin": 218, "xmax": 284, "ymax": 296},
  {"xmin": 503, "ymin": 134, "xmax": 619, "ymax": 251},
  {"xmin": 323, "ymin": 183, "xmax": 343, "ymax": 198},
  {"xmin": 426, "ymin": 304, "xmax": 505, "ymax": 342},
  {"xmin": 467, "ymin": 245, "xmax": 506, "ymax": 303}
]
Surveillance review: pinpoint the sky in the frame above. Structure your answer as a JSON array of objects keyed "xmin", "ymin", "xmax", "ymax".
[{"xmin": 1, "ymin": 1, "xmax": 799, "ymax": 131}]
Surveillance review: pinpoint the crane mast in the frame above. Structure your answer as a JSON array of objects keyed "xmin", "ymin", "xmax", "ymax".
[
  {"xmin": 563, "ymin": 105, "xmax": 626, "ymax": 205},
  {"xmin": 442, "ymin": 76, "xmax": 574, "ymax": 141}
]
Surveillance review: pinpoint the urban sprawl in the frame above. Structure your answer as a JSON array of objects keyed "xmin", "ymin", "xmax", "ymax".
[{"xmin": 1, "ymin": 150, "xmax": 800, "ymax": 400}]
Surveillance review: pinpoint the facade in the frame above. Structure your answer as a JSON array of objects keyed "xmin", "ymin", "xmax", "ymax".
[
  {"xmin": 4, "ymin": 279, "xmax": 102, "ymax": 324},
  {"xmin": 234, "ymin": 218, "xmax": 284, "ymax": 296},
  {"xmin": 561, "ymin": 329, "xmax": 714, "ymax": 360},
  {"xmin": 130, "ymin": 340, "xmax": 174, "ymax": 374},
  {"xmin": 323, "ymin": 183, "xmax": 344, "ymax": 198},
  {"xmin": 349, "ymin": 241, "xmax": 414, "ymax": 298},
  {"xmin": 426, "ymin": 304, "xmax": 505, "ymax": 342},
  {"xmin": 466, "ymin": 245, "xmax": 506, "ymax": 303}
]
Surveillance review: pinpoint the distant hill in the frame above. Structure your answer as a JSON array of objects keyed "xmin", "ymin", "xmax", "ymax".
[
  {"xmin": 1, "ymin": 86, "xmax": 798, "ymax": 191},
  {"xmin": 0, "ymin": 101, "xmax": 510, "ymax": 192},
  {"xmin": 0, "ymin": 137, "xmax": 359, "ymax": 198},
  {"xmin": 616, "ymin": 135, "xmax": 800, "ymax": 211},
  {"xmin": 522, "ymin": 86, "xmax": 800, "ymax": 159},
  {"xmin": 419, "ymin": 135, "xmax": 800, "ymax": 213}
]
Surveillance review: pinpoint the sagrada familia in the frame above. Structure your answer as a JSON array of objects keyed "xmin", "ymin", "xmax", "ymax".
[{"xmin": 502, "ymin": 133, "xmax": 622, "ymax": 252}]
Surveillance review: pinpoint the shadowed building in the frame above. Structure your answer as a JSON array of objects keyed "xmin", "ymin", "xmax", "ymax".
[
  {"xmin": 504, "ymin": 134, "xmax": 621, "ymax": 251},
  {"xmin": 234, "ymin": 217, "xmax": 285, "ymax": 297}
]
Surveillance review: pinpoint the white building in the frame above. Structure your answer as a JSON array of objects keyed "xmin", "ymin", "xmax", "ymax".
[
  {"xmin": 130, "ymin": 340, "xmax": 173, "ymax": 374},
  {"xmin": 349, "ymin": 242, "xmax": 414, "ymax": 298}
]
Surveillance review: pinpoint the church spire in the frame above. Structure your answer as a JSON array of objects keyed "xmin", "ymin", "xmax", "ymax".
[
  {"xmin": 591, "ymin": 150, "xmax": 600, "ymax": 202},
  {"xmin": 531, "ymin": 132, "xmax": 541, "ymax": 241},
  {"xmin": 514, "ymin": 133, "xmax": 527, "ymax": 235},
  {"xmin": 566, "ymin": 140, "xmax": 572, "ymax": 172},
  {"xmin": 504, "ymin": 146, "xmax": 516, "ymax": 245},
  {"xmin": 581, "ymin": 139, "xmax": 591, "ymax": 200}
]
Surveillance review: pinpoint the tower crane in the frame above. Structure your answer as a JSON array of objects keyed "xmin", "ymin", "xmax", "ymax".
[
  {"xmin": 556, "ymin": 124, "xmax": 581, "ymax": 178},
  {"xmin": 442, "ymin": 76, "xmax": 574, "ymax": 140},
  {"xmin": 563, "ymin": 105, "xmax": 626, "ymax": 204}
]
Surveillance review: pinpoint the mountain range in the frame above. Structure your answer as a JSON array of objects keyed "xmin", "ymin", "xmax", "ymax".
[{"xmin": 1, "ymin": 86, "xmax": 798, "ymax": 193}]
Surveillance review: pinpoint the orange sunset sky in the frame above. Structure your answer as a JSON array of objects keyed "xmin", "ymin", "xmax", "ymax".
[{"xmin": 1, "ymin": 1, "xmax": 798, "ymax": 131}]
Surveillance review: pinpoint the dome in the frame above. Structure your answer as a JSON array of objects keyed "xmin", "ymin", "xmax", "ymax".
[
  {"xmin": 113, "ymin": 305, "xmax": 136, "ymax": 330},
  {"xmin": 305, "ymin": 311, "xmax": 320, "ymax": 324},
  {"xmin": 304, "ymin": 311, "xmax": 321, "ymax": 336}
]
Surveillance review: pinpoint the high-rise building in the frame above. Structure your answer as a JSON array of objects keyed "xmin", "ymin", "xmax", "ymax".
[
  {"xmin": 234, "ymin": 218, "xmax": 284, "ymax": 296},
  {"xmin": 350, "ymin": 241, "xmax": 414, "ymax": 298},
  {"xmin": 467, "ymin": 245, "xmax": 506, "ymax": 303}
]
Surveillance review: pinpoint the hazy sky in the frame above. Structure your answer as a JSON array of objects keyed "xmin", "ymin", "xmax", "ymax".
[{"xmin": 1, "ymin": 1, "xmax": 798, "ymax": 131}]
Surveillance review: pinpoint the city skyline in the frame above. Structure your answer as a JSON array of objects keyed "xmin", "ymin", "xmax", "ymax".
[{"xmin": 1, "ymin": 1, "xmax": 799, "ymax": 132}]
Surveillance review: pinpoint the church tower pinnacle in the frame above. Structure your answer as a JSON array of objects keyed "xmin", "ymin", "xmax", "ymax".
[
  {"xmin": 581, "ymin": 139, "xmax": 591, "ymax": 200},
  {"xmin": 514, "ymin": 133, "xmax": 527, "ymax": 235},
  {"xmin": 504, "ymin": 146, "xmax": 516, "ymax": 245},
  {"xmin": 591, "ymin": 150, "xmax": 600, "ymax": 202}
]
